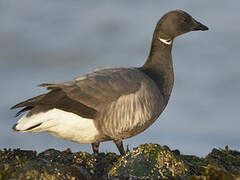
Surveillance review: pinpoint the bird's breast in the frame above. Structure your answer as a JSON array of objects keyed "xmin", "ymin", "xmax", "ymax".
[{"xmin": 97, "ymin": 77, "xmax": 165, "ymax": 139}]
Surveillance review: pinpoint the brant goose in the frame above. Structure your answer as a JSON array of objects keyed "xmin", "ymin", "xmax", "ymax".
[{"xmin": 11, "ymin": 10, "xmax": 208, "ymax": 155}]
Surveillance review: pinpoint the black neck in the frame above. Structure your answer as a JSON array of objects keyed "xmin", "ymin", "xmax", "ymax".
[{"xmin": 139, "ymin": 39, "xmax": 174, "ymax": 105}]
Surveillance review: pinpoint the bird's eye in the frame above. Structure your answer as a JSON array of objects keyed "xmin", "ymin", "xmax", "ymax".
[{"xmin": 182, "ymin": 17, "xmax": 189, "ymax": 23}]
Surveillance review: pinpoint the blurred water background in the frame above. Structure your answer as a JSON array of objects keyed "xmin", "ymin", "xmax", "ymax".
[{"xmin": 1, "ymin": 0, "xmax": 239, "ymax": 156}]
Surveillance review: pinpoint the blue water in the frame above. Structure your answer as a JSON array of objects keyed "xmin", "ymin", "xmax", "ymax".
[{"xmin": 1, "ymin": 0, "xmax": 239, "ymax": 156}]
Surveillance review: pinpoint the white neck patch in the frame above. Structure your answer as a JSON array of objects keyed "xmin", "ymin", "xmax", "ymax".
[{"xmin": 158, "ymin": 37, "xmax": 173, "ymax": 45}]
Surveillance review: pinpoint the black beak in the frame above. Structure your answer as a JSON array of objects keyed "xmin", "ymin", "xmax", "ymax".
[
  {"xmin": 192, "ymin": 20, "xmax": 209, "ymax": 31},
  {"xmin": 12, "ymin": 123, "xmax": 19, "ymax": 131}
]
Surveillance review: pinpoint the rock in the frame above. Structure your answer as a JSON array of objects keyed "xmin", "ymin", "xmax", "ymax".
[
  {"xmin": 0, "ymin": 148, "xmax": 119, "ymax": 180},
  {"xmin": 71, "ymin": 151, "xmax": 119, "ymax": 178},
  {"xmin": 108, "ymin": 144, "xmax": 190, "ymax": 179},
  {"xmin": 0, "ymin": 144, "xmax": 240, "ymax": 179},
  {"xmin": 196, "ymin": 165, "xmax": 236, "ymax": 180},
  {"xmin": 0, "ymin": 148, "xmax": 92, "ymax": 180},
  {"xmin": 204, "ymin": 148, "xmax": 240, "ymax": 176}
]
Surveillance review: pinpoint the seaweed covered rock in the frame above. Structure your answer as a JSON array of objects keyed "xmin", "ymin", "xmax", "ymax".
[
  {"xmin": 191, "ymin": 165, "xmax": 236, "ymax": 180},
  {"xmin": 1, "ymin": 144, "xmax": 240, "ymax": 180},
  {"xmin": 0, "ymin": 148, "xmax": 92, "ymax": 180},
  {"xmin": 108, "ymin": 144, "xmax": 190, "ymax": 179},
  {"xmin": 182, "ymin": 147, "xmax": 240, "ymax": 180},
  {"xmin": 204, "ymin": 147, "xmax": 240, "ymax": 176},
  {"xmin": 0, "ymin": 148, "xmax": 119, "ymax": 180}
]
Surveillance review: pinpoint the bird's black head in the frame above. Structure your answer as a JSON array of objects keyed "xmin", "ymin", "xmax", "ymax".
[{"xmin": 153, "ymin": 10, "xmax": 208, "ymax": 44}]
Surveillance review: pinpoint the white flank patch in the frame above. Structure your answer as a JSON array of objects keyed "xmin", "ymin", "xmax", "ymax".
[
  {"xmin": 15, "ymin": 108, "xmax": 100, "ymax": 144},
  {"xmin": 158, "ymin": 37, "xmax": 173, "ymax": 45}
]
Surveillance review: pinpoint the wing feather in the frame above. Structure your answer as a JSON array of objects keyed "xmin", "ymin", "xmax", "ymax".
[{"xmin": 39, "ymin": 67, "xmax": 143, "ymax": 111}]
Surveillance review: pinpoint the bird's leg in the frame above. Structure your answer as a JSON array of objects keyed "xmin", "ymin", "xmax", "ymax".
[
  {"xmin": 113, "ymin": 139, "xmax": 125, "ymax": 155},
  {"xmin": 91, "ymin": 142, "xmax": 100, "ymax": 154}
]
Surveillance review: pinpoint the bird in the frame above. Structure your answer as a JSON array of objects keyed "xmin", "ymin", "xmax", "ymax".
[{"xmin": 11, "ymin": 10, "xmax": 208, "ymax": 155}]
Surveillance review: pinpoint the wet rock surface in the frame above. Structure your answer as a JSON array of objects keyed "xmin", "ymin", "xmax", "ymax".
[{"xmin": 0, "ymin": 144, "xmax": 239, "ymax": 180}]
